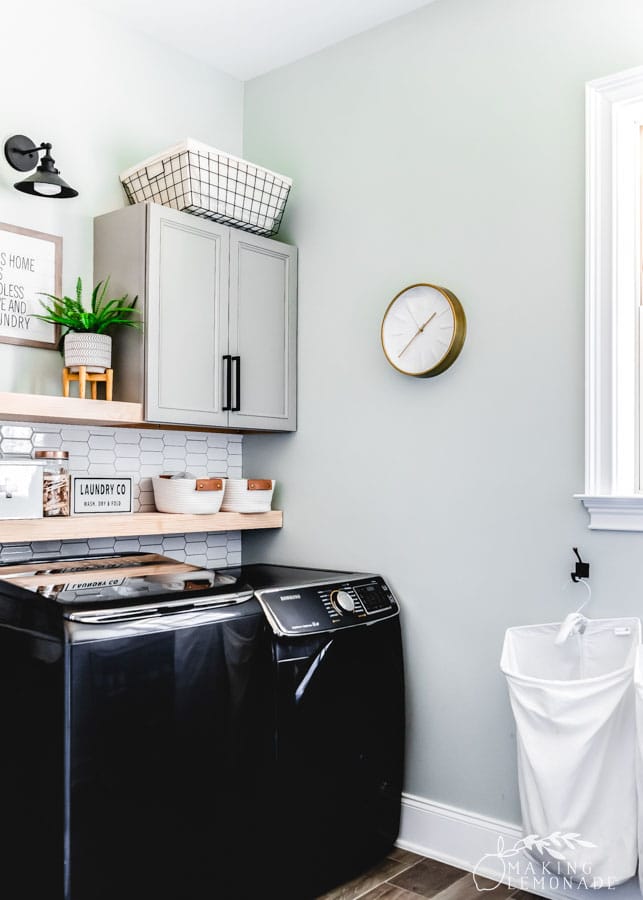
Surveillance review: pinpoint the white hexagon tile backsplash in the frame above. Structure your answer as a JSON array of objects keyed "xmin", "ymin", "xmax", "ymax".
[{"xmin": 0, "ymin": 422, "xmax": 243, "ymax": 569}]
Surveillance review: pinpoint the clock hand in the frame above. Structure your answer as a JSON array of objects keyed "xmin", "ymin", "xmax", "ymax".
[
  {"xmin": 398, "ymin": 312, "xmax": 437, "ymax": 357},
  {"xmin": 418, "ymin": 312, "xmax": 437, "ymax": 331},
  {"xmin": 398, "ymin": 328, "xmax": 421, "ymax": 358}
]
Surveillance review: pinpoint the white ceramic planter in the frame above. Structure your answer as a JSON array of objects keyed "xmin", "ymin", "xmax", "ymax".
[{"xmin": 64, "ymin": 332, "xmax": 112, "ymax": 373}]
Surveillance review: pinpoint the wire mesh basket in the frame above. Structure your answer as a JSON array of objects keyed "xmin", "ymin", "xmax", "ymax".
[{"xmin": 120, "ymin": 139, "xmax": 292, "ymax": 236}]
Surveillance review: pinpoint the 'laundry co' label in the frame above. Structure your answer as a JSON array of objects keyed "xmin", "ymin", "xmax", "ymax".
[{"xmin": 72, "ymin": 477, "xmax": 133, "ymax": 515}]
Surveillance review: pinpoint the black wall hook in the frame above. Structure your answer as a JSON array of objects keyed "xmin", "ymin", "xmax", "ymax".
[{"xmin": 571, "ymin": 547, "xmax": 590, "ymax": 583}]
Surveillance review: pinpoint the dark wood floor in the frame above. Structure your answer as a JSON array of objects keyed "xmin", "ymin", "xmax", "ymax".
[{"xmin": 316, "ymin": 850, "xmax": 538, "ymax": 900}]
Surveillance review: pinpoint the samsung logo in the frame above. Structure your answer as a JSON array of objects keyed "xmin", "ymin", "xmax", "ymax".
[{"xmin": 280, "ymin": 593, "xmax": 301, "ymax": 601}]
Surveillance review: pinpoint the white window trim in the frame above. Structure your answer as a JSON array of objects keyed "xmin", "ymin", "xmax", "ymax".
[{"xmin": 578, "ymin": 66, "xmax": 643, "ymax": 530}]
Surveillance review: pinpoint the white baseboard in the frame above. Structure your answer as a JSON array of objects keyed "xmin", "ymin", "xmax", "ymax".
[{"xmin": 397, "ymin": 793, "xmax": 641, "ymax": 900}]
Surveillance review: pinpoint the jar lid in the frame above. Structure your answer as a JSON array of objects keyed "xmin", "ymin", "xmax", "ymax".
[{"xmin": 34, "ymin": 450, "xmax": 69, "ymax": 460}]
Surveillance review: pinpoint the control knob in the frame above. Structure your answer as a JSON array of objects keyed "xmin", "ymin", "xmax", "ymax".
[{"xmin": 331, "ymin": 589, "xmax": 355, "ymax": 614}]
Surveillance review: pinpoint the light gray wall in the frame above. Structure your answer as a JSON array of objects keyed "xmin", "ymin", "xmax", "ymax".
[
  {"xmin": 242, "ymin": 0, "xmax": 643, "ymax": 824},
  {"xmin": 0, "ymin": 0, "xmax": 243, "ymax": 395}
]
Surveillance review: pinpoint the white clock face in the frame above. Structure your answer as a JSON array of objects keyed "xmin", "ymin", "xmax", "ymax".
[{"xmin": 381, "ymin": 284, "xmax": 456, "ymax": 376}]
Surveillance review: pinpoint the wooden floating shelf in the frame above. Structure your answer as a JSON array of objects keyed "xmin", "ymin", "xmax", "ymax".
[
  {"xmin": 0, "ymin": 510, "xmax": 283, "ymax": 544},
  {"xmin": 0, "ymin": 392, "xmax": 280, "ymax": 433},
  {"xmin": 0, "ymin": 391, "xmax": 144, "ymax": 427}
]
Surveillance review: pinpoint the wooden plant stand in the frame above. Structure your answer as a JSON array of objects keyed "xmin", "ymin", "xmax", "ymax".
[{"xmin": 62, "ymin": 366, "xmax": 113, "ymax": 401}]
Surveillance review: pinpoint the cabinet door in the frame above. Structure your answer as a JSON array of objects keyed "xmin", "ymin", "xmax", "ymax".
[
  {"xmin": 228, "ymin": 232, "xmax": 297, "ymax": 432},
  {"xmin": 146, "ymin": 206, "xmax": 230, "ymax": 427}
]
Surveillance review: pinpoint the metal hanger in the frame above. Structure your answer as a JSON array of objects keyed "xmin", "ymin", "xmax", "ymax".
[{"xmin": 555, "ymin": 549, "xmax": 591, "ymax": 645}]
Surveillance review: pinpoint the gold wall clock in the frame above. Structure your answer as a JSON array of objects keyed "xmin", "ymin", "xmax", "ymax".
[{"xmin": 381, "ymin": 283, "xmax": 466, "ymax": 377}]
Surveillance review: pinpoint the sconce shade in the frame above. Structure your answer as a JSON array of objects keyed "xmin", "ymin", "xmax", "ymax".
[
  {"xmin": 14, "ymin": 170, "xmax": 78, "ymax": 199},
  {"xmin": 4, "ymin": 134, "xmax": 78, "ymax": 199}
]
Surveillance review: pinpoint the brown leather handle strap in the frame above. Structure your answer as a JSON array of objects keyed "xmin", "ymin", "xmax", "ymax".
[
  {"xmin": 247, "ymin": 479, "xmax": 273, "ymax": 491},
  {"xmin": 196, "ymin": 478, "xmax": 223, "ymax": 492}
]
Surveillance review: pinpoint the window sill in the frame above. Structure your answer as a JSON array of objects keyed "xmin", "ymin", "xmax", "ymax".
[{"xmin": 576, "ymin": 494, "xmax": 643, "ymax": 531}]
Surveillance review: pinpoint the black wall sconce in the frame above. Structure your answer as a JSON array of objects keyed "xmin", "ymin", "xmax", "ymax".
[{"xmin": 4, "ymin": 134, "xmax": 78, "ymax": 198}]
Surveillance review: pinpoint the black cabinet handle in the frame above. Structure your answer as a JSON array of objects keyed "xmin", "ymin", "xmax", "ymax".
[
  {"xmin": 222, "ymin": 355, "xmax": 232, "ymax": 411},
  {"xmin": 232, "ymin": 356, "xmax": 241, "ymax": 412}
]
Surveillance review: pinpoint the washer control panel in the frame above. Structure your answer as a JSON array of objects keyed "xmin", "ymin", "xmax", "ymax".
[{"xmin": 256, "ymin": 576, "xmax": 398, "ymax": 636}]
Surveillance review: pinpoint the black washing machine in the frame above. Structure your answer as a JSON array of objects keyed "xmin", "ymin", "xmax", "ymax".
[
  {"xmin": 0, "ymin": 553, "xmax": 274, "ymax": 900},
  {"xmin": 234, "ymin": 564, "xmax": 405, "ymax": 900}
]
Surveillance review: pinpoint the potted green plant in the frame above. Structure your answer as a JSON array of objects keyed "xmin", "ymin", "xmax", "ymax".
[{"xmin": 35, "ymin": 277, "xmax": 141, "ymax": 373}]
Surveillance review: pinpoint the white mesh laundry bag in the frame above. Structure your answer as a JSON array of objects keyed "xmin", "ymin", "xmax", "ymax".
[
  {"xmin": 501, "ymin": 618, "xmax": 641, "ymax": 887},
  {"xmin": 634, "ymin": 645, "xmax": 643, "ymax": 894}
]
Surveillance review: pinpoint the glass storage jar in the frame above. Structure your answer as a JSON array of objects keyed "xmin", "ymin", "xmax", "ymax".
[{"xmin": 35, "ymin": 450, "xmax": 70, "ymax": 517}]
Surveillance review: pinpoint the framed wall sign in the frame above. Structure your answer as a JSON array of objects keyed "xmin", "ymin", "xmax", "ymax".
[
  {"xmin": 0, "ymin": 222, "xmax": 62, "ymax": 350},
  {"xmin": 72, "ymin": 476, "xmax": 133, "ymax": 515}
]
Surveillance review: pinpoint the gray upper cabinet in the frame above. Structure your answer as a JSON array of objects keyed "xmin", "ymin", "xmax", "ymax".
[{"xmin": 94, "ymin": 203, "xmax": 297, "ymax": 431}]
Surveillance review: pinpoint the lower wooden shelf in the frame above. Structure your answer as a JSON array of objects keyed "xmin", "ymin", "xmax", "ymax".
[{"xmin": 0, "ymin": 510, "xmax": 283, "ymax": 544}]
